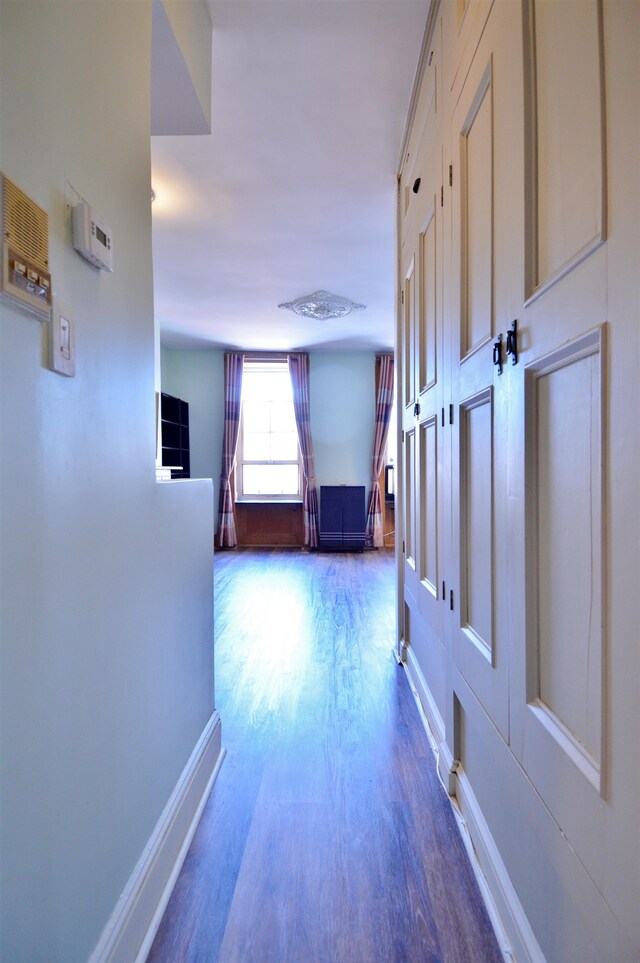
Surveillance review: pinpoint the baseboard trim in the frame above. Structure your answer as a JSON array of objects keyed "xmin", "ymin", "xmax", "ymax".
[
  {"xmin": 403, "ymin": 645, "xmax": 446, "ymax": 749},
  {"xmin": 402, "ymin": 648, "xmax": 456, "ymax": 793},
  {"xmin": 88, "ymin": 712, "xmax": 225, "ymax": 963},
  {"xmin": 455, "ymin": 766, "xmax": 545, "ymax": 963},
  {"xmin": 402, "ymin": 654, "xmax": 544, "ymax": 963}
]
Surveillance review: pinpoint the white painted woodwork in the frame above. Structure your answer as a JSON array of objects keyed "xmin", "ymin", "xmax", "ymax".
[
  {"xmin": 420, "ymin": 208, "xmax": 438, "ymax": 393},
  {"xmin": 398, "ymin": 0, "xmax": 639, "ymax": 957},
  {"xmin": 533, "ymin": 340, "xmax": 602, "ymax": 772},
  {"xmin": 450, "ymin": 24, "xmax": 513, "ymax": 740},
  {"xmin": 524, "ymin": 0, "xmax": 606, "ymax": 298},
  {"xmin": 89, "ymin": 715, "xmax": 224, "ymax": 963},
  {"xmin": 419, "ymin": 416, "xmax": 439, "ymax": 595},
  {"xmin": 462, "ymin": 390, "xmax": 493, "ymax": 655},
  {"xmin": 404, "ymin": 426, "xmax": 417, "ymax": 575},
  {"xmin": 463, "ymin": 73, "xmax": 493, "ymax": 354},
  {"xmin": 403, "ymin": 257, "xmax": 416, "ymax": 410},
  {"xmin": 401, "ymin": 125, "xmax": 446, "ymax": 646},
  {"xmin": 417, "ymin": 190, "xmax": 446, "ymax": 641}
]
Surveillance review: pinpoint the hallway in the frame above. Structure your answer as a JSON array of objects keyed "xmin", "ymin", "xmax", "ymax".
[{"xmin": 148, "ymin": 549, "xmax": 503, "ymax": 963}]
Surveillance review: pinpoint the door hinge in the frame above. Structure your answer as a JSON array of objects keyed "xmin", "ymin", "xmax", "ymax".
[
  {"xmin": 401, "ymin": 290, "xmax": 404, "ymax": 305},
  {"xmin": 441, "ymin": 406, "xmax": 445, "ymax": 427},
  {"xmin": 449, "ymin": 164, "xmax": 453, "ymax": 187},
  {"xmin": 403, "ymin": 540, "xmax": 405, "ymax": 554},
  {"xmin": 450, "ymin": 589, "xmax": 454, "ymax": 611},
  {"xmin": 442, "ymin": 580, "xmax": 446, "ymax": 600},
  {"xmin": 449, "ymin": 403, "xmax": 454, "ymax": 425},
  {"xmin": 428, "ymin": 50, "xmax": 434, "ymax": 66},
  {"xmin": 402, "ymin": 429, "xmax": 405, "ymax": 443},
  {"xmin": 440, "ymin": 185, "xmax": 444, "ymax": 207},
  {"xmin": 414, "ymin": 401, "xmax": 420, "ymax": 418}
]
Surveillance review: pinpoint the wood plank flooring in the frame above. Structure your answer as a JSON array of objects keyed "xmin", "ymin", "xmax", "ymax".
[{"xmin": 148, "ymin": 549, "xmax": 503, "ymax": 963}]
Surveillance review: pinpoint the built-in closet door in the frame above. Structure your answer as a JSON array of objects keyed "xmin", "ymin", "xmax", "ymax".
[
  {"xmin": 401, "ymin": 249, "xmax": 420, "ymax": 611},
  {"xmin": 507, "ymin": 0, "xmax": 620, "ymax": 909},
  {"xmin": 449, "ymin": 0, "xmax": 523, "ymax": 741},
  {"xmin": 415, "ymin": 184, "xmax": 446, "ymax": 644},
  {"xmin": 400, "ymin": 26, "xmax": 447, "ymax": 664}
]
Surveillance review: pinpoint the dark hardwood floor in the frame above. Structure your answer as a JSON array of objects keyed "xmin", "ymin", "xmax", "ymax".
[{"xmin": 148, "ymin": 549, "xmax": 503, "ymax": 963}]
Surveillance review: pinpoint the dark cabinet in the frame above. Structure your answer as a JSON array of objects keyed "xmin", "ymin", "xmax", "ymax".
[
  {"xmin": 161, "ymin": 392, "xmax": 190, "ymax": 479},
  {"xmin": 320, "ymin": 485, "xmax": 366, "ymax": 551}
]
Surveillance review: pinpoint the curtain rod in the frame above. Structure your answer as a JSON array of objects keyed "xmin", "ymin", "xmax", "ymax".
[{"xmin": 242, "ymin": 352, "xmax": 289, "ymax": 363}]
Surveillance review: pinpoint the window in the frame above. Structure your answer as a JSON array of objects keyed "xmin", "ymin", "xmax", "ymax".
[{"xmin": 237, "ymin": 360, "xmax": 302, "ymax": 499}]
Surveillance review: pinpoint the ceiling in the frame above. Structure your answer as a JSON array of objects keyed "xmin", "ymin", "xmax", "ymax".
[{"xmin": 151, "ymin": 0, "xmax": 429, "ymax": 353}]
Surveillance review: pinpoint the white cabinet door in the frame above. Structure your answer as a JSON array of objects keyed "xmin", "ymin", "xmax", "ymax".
[
  {"xmin": 400, "ymin": 28, "xmax": 447, "ymax": 663},
  {"xmin": 449, "ymin": 0, "xmax": 523, "ymax": 741},
  {"xmin": 508, "ymin": 0, "xmax": 622, "ymax": 912}
]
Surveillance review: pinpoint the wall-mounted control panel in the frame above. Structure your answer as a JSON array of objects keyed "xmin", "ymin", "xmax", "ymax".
[
  {"xmin": 0, "ymin": 173, "xmax": 52, "ymax": 321},
  {"xmin": 72, "ymin": 202, "xmax": 113, "ymax": 271}
]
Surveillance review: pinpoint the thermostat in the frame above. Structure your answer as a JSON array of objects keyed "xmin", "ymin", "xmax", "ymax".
[{"xmin": 72, "ymin": 202, "xmax": 113, "ymax": 271}]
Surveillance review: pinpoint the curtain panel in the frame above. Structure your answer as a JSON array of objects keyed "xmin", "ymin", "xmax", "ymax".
[
  {"xmin": 217, "ymin": 352, "xmax": 244, "ymax": 548},
  {"xmin": 365, "ymin": 354, "xmax": 394, "ymax": 547},
  {"xmin": 288, "ymin": 353, "xmax": 319, "ymax": 548}
]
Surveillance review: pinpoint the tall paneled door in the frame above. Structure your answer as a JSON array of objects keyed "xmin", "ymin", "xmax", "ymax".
[{"xmin": 397, "ymin": 1, "xmax": 639, "ymax": 960}]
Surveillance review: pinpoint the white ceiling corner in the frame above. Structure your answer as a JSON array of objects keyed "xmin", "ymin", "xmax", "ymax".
[{"xmin": 151, "ymin": 0, "xmax": 430, "ymax": 353}]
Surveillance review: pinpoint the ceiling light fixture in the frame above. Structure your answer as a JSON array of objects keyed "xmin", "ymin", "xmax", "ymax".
[{"xmin": 278, "ymin": 289, "xmax": 366, "ymax": 322}]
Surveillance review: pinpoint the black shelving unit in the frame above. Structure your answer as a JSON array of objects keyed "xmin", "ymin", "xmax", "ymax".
[{"xmin": 161, "ymin": 392, "xmax": 190, "ymax": 479}]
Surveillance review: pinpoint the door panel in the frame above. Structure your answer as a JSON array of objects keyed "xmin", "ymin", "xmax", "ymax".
[
  {"xmin": 403, "ymin": 257, "xmax": 416, "ymax": 411},
  {"xmin": 416, "ymin": 193, "xmax": 445, "ymax": 639},
  {"xmin": 524, "ymin": 0, "xmax": 606, "ymax": 296},
  {"xmin": 404, "ymin": 426, "xmax": 417, "ymax": 575},
  {"xmin": 461, "ymin": 388, "xmax": 493, "ymax": 657},
  {"xmin": 420, "ymin": 208, "xmax": 438, "ymax": 394},
  {"xmin": 534, "ymin": 344, "xmax": 602, "ymax": 772},
  {"xmin": 463, "ymin": 71, "xmax": 493, "ymax": 354},
  {"xmin": 511, "ymin": 0, "xmax": 612, "ymax": 895},
  {"xmin": 450, "ymin": 17, "xmax": 515, "ymax": 739}
]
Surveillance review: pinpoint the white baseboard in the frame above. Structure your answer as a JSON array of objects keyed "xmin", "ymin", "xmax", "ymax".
[
  {"xmin": 89, "ymin": 712, "xmax": 225, "ymax": 963},
  {"xmin": 403, "ymin": 645, "xmax": 445, "ymax": 748},
  {"xmin": 402, "ymin": 652, "xmax": 544, "ymax": 963},
  {"xmin": 454, "ymin": 767, "xmax": 545, "ymax": 963}
]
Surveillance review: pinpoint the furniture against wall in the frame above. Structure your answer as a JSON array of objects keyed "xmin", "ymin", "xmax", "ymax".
[
  {"xmin": 319, "ymin": 485, "xmax": 366, "ymax": 551},
  {"xmin": 161, "ymin": 392, "xmax": 190, "ymax": 478},
  {"xmin": 235, "ymin": 501, "xmax": 303, "ymax": 547}
]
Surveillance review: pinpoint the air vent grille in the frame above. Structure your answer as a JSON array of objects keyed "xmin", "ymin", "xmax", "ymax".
[{"xmin": 2, "ymin": 176, "xmax": 49, "ymax": 271}]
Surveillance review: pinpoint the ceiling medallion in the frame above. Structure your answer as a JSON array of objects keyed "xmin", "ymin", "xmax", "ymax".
[{"xmin": 278, "ymin": 289, "xmax": 366, "ymax": 322}]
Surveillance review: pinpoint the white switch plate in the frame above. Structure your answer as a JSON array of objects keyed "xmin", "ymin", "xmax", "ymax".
[{"xmin": 50, "ymin": 299, "xmax": 75, "ymax": 377}]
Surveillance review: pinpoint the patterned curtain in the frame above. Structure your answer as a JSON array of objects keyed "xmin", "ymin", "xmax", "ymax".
[
  {"xmin": 288, "ymin": 353, "xmax": 319, "ymax": 549},
  {"xmin": 365, "ymin": 355, "xmax": 394, "ymax": 548},
  {"xmin": 217, "ymin": 352, "xmax": 244, "ymax": 548}
]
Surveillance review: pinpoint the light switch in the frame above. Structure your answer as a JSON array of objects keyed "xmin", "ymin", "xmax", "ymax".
[
  {"xmin": 59, "ymin": 315, "xmax": 70, "ymax": 360},
  {"xmin": 50, "ymin": 299, "xmax": 75, "ymax": 377}
]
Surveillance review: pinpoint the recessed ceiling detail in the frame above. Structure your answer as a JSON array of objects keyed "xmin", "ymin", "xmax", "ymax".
[{"xmin": 278, "ymin": 290, "xmax": 366, "ymax": 322}]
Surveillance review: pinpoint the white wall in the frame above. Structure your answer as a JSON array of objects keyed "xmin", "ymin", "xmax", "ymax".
[
  {"xmin": 310, "ymin": 353, "xmax": 376, "ymax": 489},
  {"xmin": 160, "ymin": 349, "xmax": 377, "ymax": 513},
  {"xmin": 0, "ymin": 4, "xmax": 216, "ymax": 960}
]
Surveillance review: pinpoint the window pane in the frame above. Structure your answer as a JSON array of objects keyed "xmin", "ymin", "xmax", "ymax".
[
  {"xmin": 242, "ymin": 464, "xmax": 299, "ymax": 496},
  {"xmin": 243, "ymin": 400, "xmax": 269, "ymax": 432},
  {"xmin": 243, "ymin": 367, "xmax": 292, "ymax": 403},
  {"xmin": 270, "ymin": 401, "xmax": 297, "ymax": 433},
  {"xmin": 269, "ymin": 432, "xmax": 299, "ymax": 461},
  {"xmin": 244, "ymin": 432, "xmax": 271, "ymax": 461}
]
